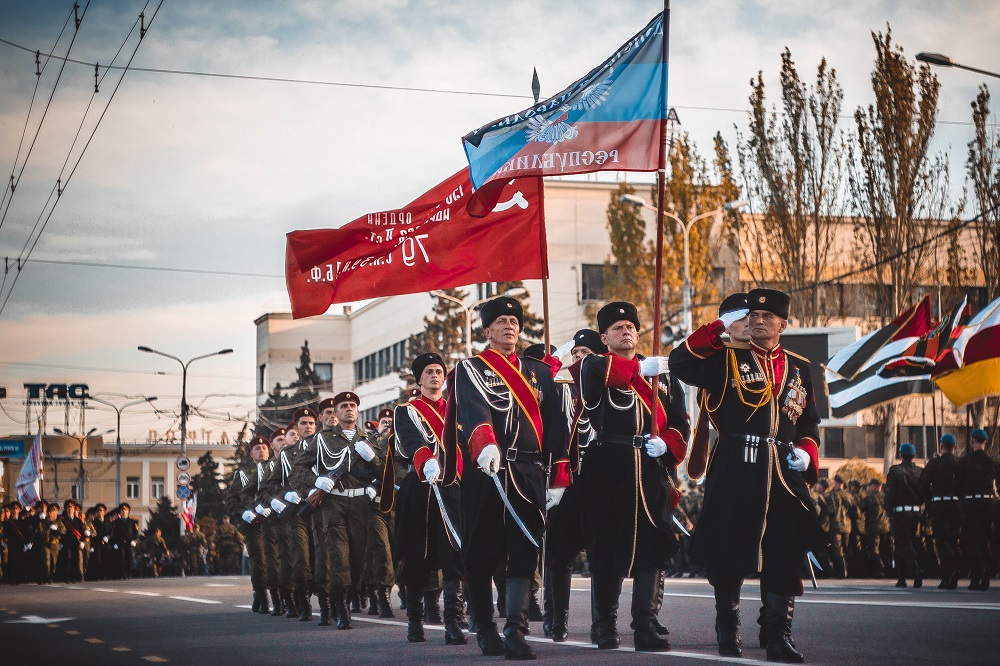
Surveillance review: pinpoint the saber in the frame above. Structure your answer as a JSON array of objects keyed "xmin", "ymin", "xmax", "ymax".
[
  {"xmin": 806, "ymin": 551, "xmax": 821, "ymax": 590},
  {"xmin": 672, "ymin": 515, "xmax": 691, "ymax": 537},
  {"xmin": 492, "ymin": 473, "xmax": 539, "ymax": 548},
  {"xmin": 431, "ymin": 483, "xmax": 462, "ymax": 550}
]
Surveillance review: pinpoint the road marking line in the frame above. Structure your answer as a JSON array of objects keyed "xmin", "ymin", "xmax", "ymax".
[
  {"xmin": 86, "ymin": 638, "xmax": 104, "ymax": 644},
  {"xmin": 65, "ymin": 630, "xmax": 80, "ymax": 635},
  {"xmin": 141, "ymin": 656, "xmax": 169, "ymax": 663},
  {"xmin": 48, "ymin": 624, "xmax": 60, "ymax": 628},
  {"xmin": 92, "ymin": 588, "xmax": 118, "ymax": 593},
  {"xmin": 113, "ymin": 647, "xmax": 132, "ymax": 652},
  {"xmin": 169, "ymin": 596, "xmax": 221, "ymax": 605},
  {"xmin": 234, "ymin": 605, "xmax": 253, "ymax": 609},
  {"xmin": 127, "ymin": 591, "xmax": 161, "ymax": 597},
  {"xmin": 204, "ymin": 583, "xmax": 235, "ymax": 587},
  {"xmin": 65, "ymin": 585, "xmax": 87, "ymax": 590}
]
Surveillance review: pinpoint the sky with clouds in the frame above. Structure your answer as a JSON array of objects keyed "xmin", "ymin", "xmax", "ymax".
[{"xmin": 1, "ymin": 0, "xmax": 997, "ymax": 442}]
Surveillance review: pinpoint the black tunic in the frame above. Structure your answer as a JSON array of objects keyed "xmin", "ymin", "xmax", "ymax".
[
  {"xmin": 577, "ymin": 352, "xmax": 690, "ymax": 577},
  {"xmin": 670, "ymin": 326, "xmax": 823, "ymax": 581}
]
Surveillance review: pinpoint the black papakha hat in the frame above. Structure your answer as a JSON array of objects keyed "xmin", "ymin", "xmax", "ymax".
[
  {"xmin": 411, "ymin": 352, "xmax": 446, "ymax": 381},
  {"xmin": 597, "ymin": 301, "xmax": 640, "ymax": 333},
  {"xmin": 523, "ymin": 343, "xmax": 555, "ymax": 361},
  {"xmin": 480, "ymin": 296, "xmax": 523, "ymax": 329},
  {"xmin": 573, "ymin": 328, "xmax": 608, "ymax": 354},
  {"xmin": 746, "ymin": 288, "xmax": 790, "ymax": 319},
  {"xmin": 719, "ymin": 292, "xmax": 749, "ymax": 317}
]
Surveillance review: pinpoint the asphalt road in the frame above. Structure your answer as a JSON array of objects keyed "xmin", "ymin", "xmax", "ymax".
[{"xmin": 2, "ymin": 575, "xmax": 998, "ymax": 664}]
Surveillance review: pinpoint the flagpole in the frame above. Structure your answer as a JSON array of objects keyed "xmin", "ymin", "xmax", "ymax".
[{"xmin": 649, "ymin": 0, "xmax": 670, "ymax": 438}]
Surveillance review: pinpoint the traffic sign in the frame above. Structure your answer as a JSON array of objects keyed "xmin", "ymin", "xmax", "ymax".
[
  {"xmin": 176, "ymin": 485, "xmax": 191, "ymax": 500},
  {"xmin": 177, "ymin": 471, "xmax": 191, "ymax": 485},
  {"xmin": 176, "ymin": 456, "xmax": 191, "ymax": 471}
]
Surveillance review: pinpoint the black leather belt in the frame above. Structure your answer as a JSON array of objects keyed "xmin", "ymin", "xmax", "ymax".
[
  {"xmin": 598, "ymin": 433, "xmax": 645, "ymax": 448},
  {"xmin": 505, "ymin": 448, "xmax": 542, "ymax": 463}
]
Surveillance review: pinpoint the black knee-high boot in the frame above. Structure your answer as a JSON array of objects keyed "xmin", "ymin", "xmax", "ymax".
[
  {"xmin": 593, "ymin": 574, "xmax": 623, "ymax": 649},
  {"xmin": 765, "ymin": 593, "xmax": 804, "ymax": 663},
  {"xmin": 631, "ymin": 572, "xmax": 670, "ymax": 652},
  {"xmin": 443, "ymin": 579, "xmax": 468, "ymax": 645},
  {"xmin": 714, "ymin": 580, "xmax": 742, "ymax": 657},
  {"xmin": 468, "ymin": 573, "xmax": 504, "ymax": 656},
  {"xmin": 503, "ymin": 577, "xmax": 537, "ymax": 660},
  {"xmin": 406, "ymin": 584, "xmax": 426, "ymax": 642},
  {"xmin": 550, "ymin": 567, "xmax": 571, "ymax": 642}
]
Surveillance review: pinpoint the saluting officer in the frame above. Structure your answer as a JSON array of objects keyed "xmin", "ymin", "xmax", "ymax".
[
  {"xmin": 576, "ymin": 302, "xmax": 689, "ymax": 653},
  {"xmin": 670, "ymin": 288, "xmax": 823, "ymax": 663},
  {"xmin": 449, "ymin": 296, "xmax": 571, "ymax": 660}
]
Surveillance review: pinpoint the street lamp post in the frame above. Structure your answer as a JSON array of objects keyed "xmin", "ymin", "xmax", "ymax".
[
  {"xmin": 619, "ymin": 195, "xmax": 748, "ymax": 336},
  {"xmin": 52, "ymin": 427, "xmax": 97, "ymax": 503},
  {"xmin": 138, "ymin": 346, "xmax": 232, "ymax": 534},
  {"xmin": 90, "ymin": 396, "xmax": 158, "ymax": 506},
  {"xmin": 915, "ymin": 52, "xmax": 1000, "ymax": 80},
  {"xmin": 429, "ymin": 288, "xmax": 527, "ymax": 357}
]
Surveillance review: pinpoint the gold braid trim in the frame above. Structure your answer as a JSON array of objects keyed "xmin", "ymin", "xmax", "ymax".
[{"xmin": 729, "ymin": 349, "xmax": 772, "ymax": 408}]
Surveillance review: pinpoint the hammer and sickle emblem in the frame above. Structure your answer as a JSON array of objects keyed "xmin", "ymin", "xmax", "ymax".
[{"xmin": 493, "ymin": 191, "xmax": 529, "ymax": 212}]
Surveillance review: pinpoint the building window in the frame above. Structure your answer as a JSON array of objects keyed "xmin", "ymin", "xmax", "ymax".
[
  {"xmin": 315, "ymin": 363, "xmax": 333, "ymax": 389},
  {"xmin": 126, "ymin": 477, "xmax": 140, "ymax": 500},
  {"xmin": 823, "ymin": 428, "xmax": 845, "ymax": 459},
  {"xmin": 354, "ymin": 360, "xmax": 363, "ymax": 384},
  {"xmin": 477, "ymin": 283, "xmax": 497, "ymax": 301},
  {"xmin": 151, "ymin": 476, "xmax": 165, "ymax": 500},
  {"xmin": 258, "ymin": 363, "xmax": 267, "ymax": 394},
  {"xmin": 581, "ymin": 263, "xmax": 618, "ymax": 301},
  {"xmin": 71, "ymin": 482, "xmax": 81, "ymax": 501}
]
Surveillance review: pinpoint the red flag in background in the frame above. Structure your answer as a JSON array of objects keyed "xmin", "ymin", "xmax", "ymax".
[{"xmin": 285, "ymin": 169, "xmax": 546, "ymax": 318}]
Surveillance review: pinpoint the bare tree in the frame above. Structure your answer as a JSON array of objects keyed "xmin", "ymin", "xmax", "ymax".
[
  {"xmin": 846, "ymin": 26, "xmax": 951, "ymax": 472},
  {"xmin": 967, "ymin": 85, "xmax": 1000, "ymax": 303},
  {"xmin": 736, "ymin": 48, "xmax": 845, "ymax": 326}
]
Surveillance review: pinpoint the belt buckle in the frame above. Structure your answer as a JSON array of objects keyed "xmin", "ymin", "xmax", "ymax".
[
  {"xmin": 633, "ymin": 435, "xmax": 644, "ymax": 449},
  {"xmin": 506, "ymin": 448, "xmax": 518, "ymax": 462}
]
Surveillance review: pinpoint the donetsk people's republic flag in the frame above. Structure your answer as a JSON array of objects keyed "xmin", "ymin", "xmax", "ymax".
[
  {"xmin": 462, "ymin": 13, "xmax": 666, "ymax": 202},
  {"xmin": 285, "ymin": 169, "xmax": 545, "ymax": 318}
]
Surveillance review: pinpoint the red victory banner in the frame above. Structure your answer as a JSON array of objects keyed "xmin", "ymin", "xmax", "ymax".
[{"xmin": 285, "ymin": 169, "xmax": 546, "ymax": 318}]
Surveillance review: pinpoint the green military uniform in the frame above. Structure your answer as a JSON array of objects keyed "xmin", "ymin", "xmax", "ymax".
[
  {"xmin": 214, "ymin": 518, "xmax": 242, "ymax": 575},
  {"xmin": 227, "ymin": 445, "xmax": 271, "ymax": 612},
  {"xmin": 39, "ymin": 513, "xmax": 65, "ymax": 583}
]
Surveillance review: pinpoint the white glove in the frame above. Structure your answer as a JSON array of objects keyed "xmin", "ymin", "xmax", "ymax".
[
  {"xmin": 787, "ymin": 447, "xmax": 810, "ymax": 472},
  {"xmin": 314, "ymin": 476, "xmax": 336, "ymax": 493},
  {"xmin": 113, "ymin": 544, "xmax": 119, "ymax": 550},
  {"xmin": 719, "ymin": 308, "xmax": 750, "ymax": 328},
  {"xmin": 242, "ymin": 510, "xmax": 255, "ymax": 524},
  {"xmin": 102, "ymin": 536, "xmax": 109, "ymax": 544},
  {"xmin": 546, "ymin": 487, "xmax": 565, "ymax": 510},
  {"xmin": 644, "ymin": 435, "xmax": 667, "ymax": 458},
  {"xmin": 79, "ymin": 542, "xmax": 86, "ymax": 549},
  {"xmin": 477, "ymin": 444, "xmax": 501, "ymax": 476},
  {"xmin": 254, "ymin": 503, "xmax": 270, "ymax": 517},
  {"xmin": 366, "ymin": 486, "xmax": 377, "ymax": 500},
  {"xmin": 26, "ymin": 542, "xmax": 34, "ymax": 552},
  {"xmin": 130, "ymin": 540, "xmax": 137, "ymax": 547},
  {"xmin": 553, "ymin": 339, "xmax": 575, "ymax": 360},
  {"xmin": 639, "ymin": 356, "xmax": 670, "ymax": 377},
  {"xmin": 423, "ymin": 458, "xmax": 441, "ymax": 484},
  {"xmin": 50, "ymin": 524, "xmax": 58, "ymax": 531},
  {"xmin": 270, "ymin": 498, "xmax": 287, "ymax": 514},
  {"xmin": 84, "ymin": 529, "xmax": 91, "ymax": 537},
  {"xmin": 354, "ymin": 440, "xmax": 376, "ymax": 462},
  {"xmin": 284, "ymin": 491, "xmax": 302, "ymax": 504}
]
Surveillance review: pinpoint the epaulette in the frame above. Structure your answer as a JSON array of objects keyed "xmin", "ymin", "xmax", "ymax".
[{"xmin": 784, "ymin": 349, "xmax": 811, "ymax": 364}]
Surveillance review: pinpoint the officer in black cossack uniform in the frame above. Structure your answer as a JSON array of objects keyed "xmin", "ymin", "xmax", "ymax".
[{"xmin": 670, "ymin": 288, "xmax": 823, "ymax": 663}]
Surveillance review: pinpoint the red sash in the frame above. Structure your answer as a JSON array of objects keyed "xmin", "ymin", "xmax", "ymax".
[
  {"xmin": 478, "ymin": 348, "xmax": 543, "ymax": 450},
  {"xmin": 408, "ymin": 397, "xmax": 445, "ymax": 443},
  {"xmin": 629, "ymin": 371, "xmax": 668, "ymax": 435}
]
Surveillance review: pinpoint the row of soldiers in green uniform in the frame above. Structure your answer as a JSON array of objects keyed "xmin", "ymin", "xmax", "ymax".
[
  {"xmin": 226, "ymin": 290, "xmax": 994, "ymax": 663},
  {"xmin": 1, "ymin": 500, "xmax": 139, "ymax": 583},
  {"xmin": 808, "ymin": 433, "xmax": 999, "ymax": 592}
]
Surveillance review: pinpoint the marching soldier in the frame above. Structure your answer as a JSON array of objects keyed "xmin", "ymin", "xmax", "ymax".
[
  {"xmin": 955, "ymin": 428, "xmax": 997, "ymax": 591},
  {"xmin": 292, "ymin": 392, "xmax": 384, "ymax": 629},
  {"xmin": 393, "ymin": 352, "xmax": 466, "ymax": 644},
  {"xmin": 919, "ymin": 433, "xmax": 961, "ymax": 589},
  {"xmin": 360, "ymin": 411, "xmax": 396, "ymax": 619},
  {"xmin": 827, "ymin": 476, "xmax": 854, "ymax": 579},
  {"xmin": 280, "ymin": 407, "xmax": 320, "ymax": 621},
  {"xmin": 214, "ymin": 516, "xmax": 242, "ymax": 575},
  {"xmin": 228, "ymin": 435, "xmax": 272, "ymax": 612},
  {"xmin": 449, "ymin": 296, "xmax": 570, "ymax": 660},
  {"xmin": 258, "ymin": 428, "xmax": 290, "ymax": 616},
  {"xmin": 670, "ymin": 288, "xmax": 823, "ymax": 662},
  {"xmin": 39, "ymin": 502, "xmax": 64, "ymax": 584},
  {"xmin": 576, "ymin": 302, "xmax": 689, "ymax": 653},
  {"xmin": 885, "ymin": 442, "xmax": 923, "ymax": 589}
]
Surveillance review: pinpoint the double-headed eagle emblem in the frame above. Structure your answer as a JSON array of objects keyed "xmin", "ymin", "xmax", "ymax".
[{"xmin": 524, "ymin": 77, "xmax": 614, "ymax": 145}]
